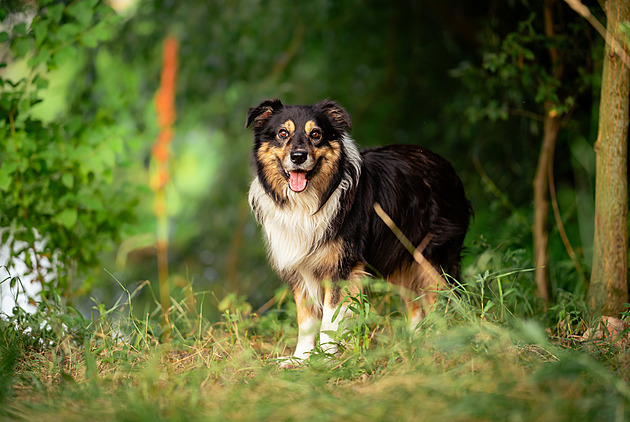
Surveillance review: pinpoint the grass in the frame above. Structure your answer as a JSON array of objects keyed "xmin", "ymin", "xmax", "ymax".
[{"xmin": 1, "ymin": 271, "xmax": 630, "ymax": 422}]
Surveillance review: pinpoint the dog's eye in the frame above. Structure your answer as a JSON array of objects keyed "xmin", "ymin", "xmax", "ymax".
[
  {"xmin": 278, "ymin": 129, "xmax": 289, "ymax": 139},
  {"xmin": 310, "ymin": 129, "xmax": 321, "ymax": 140}
]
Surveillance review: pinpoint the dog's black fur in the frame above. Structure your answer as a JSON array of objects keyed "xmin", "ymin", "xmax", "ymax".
[{"xmin": 344, "ymin": 144, "xmax": 471, "ymax": 281}]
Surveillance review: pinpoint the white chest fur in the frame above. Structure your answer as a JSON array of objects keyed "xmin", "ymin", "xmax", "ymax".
[
  {"xmin": 248, "ymin": 178, "xmax": 341, "ymax": 271},
  {"xmin": 248, "ymin": 135, "xmax": 363, "ymax": 306}
]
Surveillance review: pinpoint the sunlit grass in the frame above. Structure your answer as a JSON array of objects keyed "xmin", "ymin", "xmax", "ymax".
[{"xmin": 1, "ymin": 273, "xmax": 629, "ymax": 421}]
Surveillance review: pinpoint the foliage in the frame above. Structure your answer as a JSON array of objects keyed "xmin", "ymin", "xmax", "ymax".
[
  {"xmin": 452, "ymin": 9, "xmax": 595, "ymax": 179},
  {"xmin": 0, "ymin": 1, "xmax": 141, "ymax": 300},
  {"xmin": 0, "ymin": 0, "xmax": 607, "ymax": 321},
  {"xmin": 450, "ymin": 6, "xmax": 599, "ymax": 296},
  {"xmin": 458, "ymin": 14, "xmax": 588, "ymax": 122},
  {"xmin": 58, "ymin": 0, "xmax": 601, "ymax": 313}
]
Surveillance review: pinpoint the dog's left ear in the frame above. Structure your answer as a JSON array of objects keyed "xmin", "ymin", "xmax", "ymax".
[
  {"xmin": 246, "ymin": 98, "xmax": 284, "ymax": 129},
  {"xmin": 316, "ymin": 99, "xmax": 352, "ymax": 131}
]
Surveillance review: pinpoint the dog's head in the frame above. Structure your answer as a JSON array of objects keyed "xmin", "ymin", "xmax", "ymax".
[{"xmin": 246, "ymin": 99, "xmax": 352, "ymax": 198}]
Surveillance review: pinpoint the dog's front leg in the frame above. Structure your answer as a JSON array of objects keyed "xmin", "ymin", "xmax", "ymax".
[
  {"xmin": 319, "ymin": 278, "xmax": 363, "ymax": 356},
  {"xmin": 291, "ymin": 288, "xmax": 320, "ymax": 362},
  {"xmin": 319, "ymin": 287, "xmax": 345, "ymax": 356}
]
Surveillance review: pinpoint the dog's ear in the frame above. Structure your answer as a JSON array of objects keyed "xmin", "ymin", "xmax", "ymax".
[
  {"xmin": 316, "ymin": 99, "xmax": 352, "ymax": 131},
  {"xmin": 246, "ymin": 98, "xmax": 284, "ymax": 129}
]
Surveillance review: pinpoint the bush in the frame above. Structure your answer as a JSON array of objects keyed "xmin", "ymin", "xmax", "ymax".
[{"xmin": 0, "ymin": 1, "xmax": 141, "ymax": 302}]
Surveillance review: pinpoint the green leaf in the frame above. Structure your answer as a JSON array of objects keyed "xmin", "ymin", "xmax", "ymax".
[
  {"xmin": 79, "ymin": 32, "xmax": 99, "ymax": 48},
  {"xmin": 76, "ymin": 192, "xmax": 103, "ymax": 211},
  {"xmin": 0, "ymin": 164, "xmax": 14, "ymax": 191},
  {"xmin": 11, "ymin": 36, "xmax": 31, "ymax": 58},
  {"xmin": 28, "ymin": 49, "xmax": 51, "ymax": 68},
  {"xmin": 47, "ymin": 4, "xmax": 64, "ymax": 24},
  {"xmin": 81, "ymin": 21, "xmax": 114, "ymax": 47},
  {"xmin": 84, "ymin": 337, "xmax": 98, "ymax": 380},
  {"xmin": 0, "ymin": 32, "xmax": 8, "ymax": 43},
  {"xmin": 110, "ymin": 136, "xmax": 124, "ymax": 154},
  {"xmin": 56, "ymin": 23, "xmax": 82, "ymax": 43},
  {"xmin": 67, "ymin": 1, "xmax": 94, "ymax": 27},
  {"xmin": 54, "ymin": 208, "xmax": 78, "ymax": 229},
  {"xmin": 34, "ymin": 198, "xmax": 55, "ymax": 215},
  {"xmin": 0, "ymin": 94, "xmax": 10, "ymax": 110},
  {"xmin": 61, "ymin": 173, "xmax": 74, "ymax": 189},
  {"xmin": 33, "ymin": 20, "xmax": 48, "ymax": 46},
  {"xmin": 52, "ymin": 45, "xmax": 78, "ymax": 66},
  {"xmin": 33, "ymin": 75, "xmax": 49, "ymax": 90},
  {"xmin": 13, "ymin": 22, "xmax": 27, "ymax": 36},
  {"xmin": 0, "ymin": 229, "xmax": 10, "ymax": 245}
]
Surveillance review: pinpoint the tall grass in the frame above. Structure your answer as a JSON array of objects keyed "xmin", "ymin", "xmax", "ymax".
[{"xmin": 1, "ymin": 269, "xmax": 629, "ymax": 421}]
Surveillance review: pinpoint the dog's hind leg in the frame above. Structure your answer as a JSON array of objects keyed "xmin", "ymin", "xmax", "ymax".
[
  {"xmin": 389, "ymin": 262, "xmax": 443, "ymax": 331},
  {"xmin": 404, "ymin": 297, "xmax": 424, "ymax": 330},
  {"xmin": 404, "ymin": 290, "xmax": 438, "ymax": 331}
]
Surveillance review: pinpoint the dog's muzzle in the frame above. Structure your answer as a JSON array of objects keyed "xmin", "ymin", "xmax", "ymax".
[{"xmin": 284, "ymin": 149, "xmax": 314, "ymax": 193}]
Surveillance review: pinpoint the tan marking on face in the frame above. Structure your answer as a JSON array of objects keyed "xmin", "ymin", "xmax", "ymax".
[
  {"xmin": 258, "ymin": 122, "xmax": 341, "ymax": 197},
  {"xmin": 308, "ymin": 139, "xmax": 342, "ymax": 194},
  {"xmin": 282, "ymin": 119, "xmax": 296, "ymax": 136},
  {"xmin": 304, "ymin": 120, "xmax": 317, "ymax": 134},
  {"xmin": 257, "ymin": 143, "xmax": 289, "ymax": 197}
]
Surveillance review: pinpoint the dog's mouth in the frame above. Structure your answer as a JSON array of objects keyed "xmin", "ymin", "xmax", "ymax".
[
  {"xmin": 280, "ymin": 156, "xmax": 322, "ymax": 193},
  {"xmin": 286, "ymin": 170, "xmax": 308, "ymax": 192}
]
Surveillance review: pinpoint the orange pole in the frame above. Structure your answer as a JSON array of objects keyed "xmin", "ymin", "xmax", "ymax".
[{"xmin": 151, "ymin": 36, "xmax": 178, "ymax": 342}]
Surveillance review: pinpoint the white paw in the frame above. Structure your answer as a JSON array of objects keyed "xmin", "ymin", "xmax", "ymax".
[
  {"xmin": 318, "ymin": 331, "xmax": 340, "ymax": 356},
  {"xmin": 277, "ymin": 356, "xmax": 306, "ymax": 369}
]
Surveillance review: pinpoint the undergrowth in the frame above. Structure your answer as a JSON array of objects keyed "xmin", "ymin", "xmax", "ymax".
[{"xmin": 1, "ymin": 269, "xmax": 629, "ymax": 422}]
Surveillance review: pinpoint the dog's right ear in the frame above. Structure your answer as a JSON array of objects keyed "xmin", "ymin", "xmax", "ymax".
[{"xmin": 246, "ymin": 98, "xmax": 284, "ymax": 129}]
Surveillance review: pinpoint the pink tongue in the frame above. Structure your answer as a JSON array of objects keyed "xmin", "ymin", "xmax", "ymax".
[{"xmin": 289, "ymin": 171, "xmax": 307, "ymax": 192}]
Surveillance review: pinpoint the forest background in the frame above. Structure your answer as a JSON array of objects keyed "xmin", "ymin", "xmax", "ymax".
[
  {"xmin": 1, "ymin": 0, "xmax": 630, "ymax": 420},
  {"xmin": 3, "ymin": 0, "xmax": 619, "ymax": 314}
]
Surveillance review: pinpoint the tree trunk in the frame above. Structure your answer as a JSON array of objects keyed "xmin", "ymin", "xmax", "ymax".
[
  {"xmin": 533, "ymin": 101, "xmax": 561, "ymax": 302},
  {"xmin": 588, "ymin": 0, "xmax": 630, "ymax": 315}
]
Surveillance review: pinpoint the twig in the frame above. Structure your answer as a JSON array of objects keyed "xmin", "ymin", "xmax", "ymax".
[
  {"xmin": 254, "ymin": 286, "xmax": 288, "ymax": 316},
  {"xmin": 473, "ymin": 156, "xmax": 521, "ymax": 216},
  {"xmin": 546, "ymin": 144, "xmax": 587, "ymax": 283},
  {"xmin": 564, "ymin": 0, "xmax": 630, "ymax": 69},
  {"xmin": 373, "ymin": 203, "xmax": 447, "ymax": 290}
]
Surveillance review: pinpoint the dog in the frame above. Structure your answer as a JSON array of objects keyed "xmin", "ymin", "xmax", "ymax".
[{"xmin": 246, "ymin": 99, "xmax": 471, "ymax": 363}]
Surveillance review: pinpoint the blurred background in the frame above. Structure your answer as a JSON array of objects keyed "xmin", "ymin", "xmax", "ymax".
[{"xmin": 1, "ymin": 0, "xmax": 603, "ymax": 319}]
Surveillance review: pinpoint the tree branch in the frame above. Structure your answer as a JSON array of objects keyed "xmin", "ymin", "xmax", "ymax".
[{"xmin": 564, "ymin": 0, "xmax": 630, "ymax": 69}]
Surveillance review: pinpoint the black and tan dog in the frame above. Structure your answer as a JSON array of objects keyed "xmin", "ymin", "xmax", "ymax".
[{"xmin": 247, "ymin": 99, "xmax": 471, "ymax": 363}]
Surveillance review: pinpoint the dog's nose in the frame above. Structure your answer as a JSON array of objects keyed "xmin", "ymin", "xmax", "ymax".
[{"xmin": 290, "ymin": 150, "xmax": 308, "ymax": 165}]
